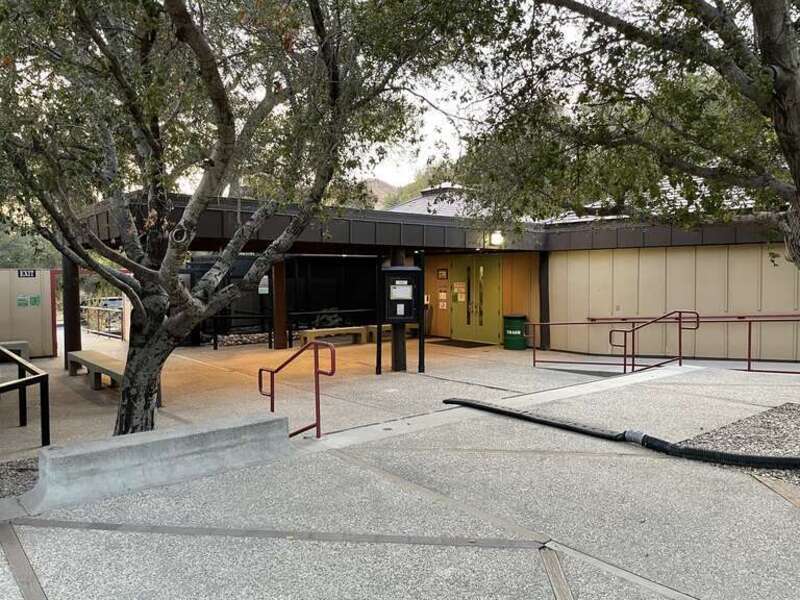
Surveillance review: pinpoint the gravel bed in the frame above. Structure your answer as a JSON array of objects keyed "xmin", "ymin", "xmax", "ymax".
[
  {"xmin": 679, "ymin": 402, "xmax": 800, "ymax": 489},
  {"xmin": 0, "ymin": 457, "xmax": 38, "ymax": 498},
  {"xmin": 218, "ymin": 332, "xmax": 272, "ymax": 346}
]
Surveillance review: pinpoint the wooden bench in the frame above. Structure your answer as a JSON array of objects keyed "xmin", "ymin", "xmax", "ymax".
[
  {"xmin": 365, "ymin": 323, "xmax": 419, "ymax": 343},
  {"xmin": 67, "ymin": 350, "xmax": 162, "ymax": 405},
  {"xmin": 299, "ymin": 326, "xmax": 367, "ymax": 346},
  {"xmin": 0, "ymin": 340, "xmax": 30, "ymax": 360}
]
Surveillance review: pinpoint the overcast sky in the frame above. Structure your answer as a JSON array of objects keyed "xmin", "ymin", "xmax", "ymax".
[
  {"xmin": 369, "ymin": 83, "xmax": 469, "ymax": 187},
  {"xmin": 370, "ymin": 102, "xmax": 463, "ymax": 187}
]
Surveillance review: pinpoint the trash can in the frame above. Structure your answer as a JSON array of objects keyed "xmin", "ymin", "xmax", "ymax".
[{"xmin": 503, "ymin": 314, "xmax": 527, "ymax": 350}]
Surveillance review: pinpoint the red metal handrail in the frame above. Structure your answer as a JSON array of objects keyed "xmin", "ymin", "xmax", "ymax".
[
  {"xmin": 590, "ymin": 312, "xmax": 800, "ymax": 323},
  {"xmin": 527, "ymin": 312, "xmax": 800, "ymax": 375},
  {"xmin": 609, "ymin": 310, "xmax": 699, "ymax": 373},
  {"xmin": 258, "ymin": 341, "xmax": 336, "ymax": 438},
  {"xmin": 524, "ymin": 311, "xmax": 699, "ymax": 374}
]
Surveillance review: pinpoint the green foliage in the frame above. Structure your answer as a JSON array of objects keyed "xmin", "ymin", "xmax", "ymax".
[
  {"xmin": 440, "ymin": 1, "xmax": 792, "ymax": 231},
  {"xmin": 0, "ymin": 228, "xmax": 60, "ymax": 268}
]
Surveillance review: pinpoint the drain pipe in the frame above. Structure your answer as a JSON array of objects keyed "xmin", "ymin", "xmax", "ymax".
[{"xmin": 443, "ymin": 399, "xmax": 800, "ymax": 470}]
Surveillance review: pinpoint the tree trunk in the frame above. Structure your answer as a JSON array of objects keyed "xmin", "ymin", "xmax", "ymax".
[
  {"xmin": 783, "ymin": 205, "xmax": 800, "ymax": 266},
  {"xmin": 114, "ymin": 328, "xmax": 175, "ymax": 435}
]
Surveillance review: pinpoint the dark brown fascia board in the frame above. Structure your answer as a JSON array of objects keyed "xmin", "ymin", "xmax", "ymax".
[
  {"xmin": 85, "ymin": 193, "xmax": 548, "ymax": 251},
  {"xmin": 84, "ymin": 194, "xmax": 775, "ymax": 252},
  {"xmin": 541, "ymin": 220, "xmax": 777, "ymax": 251}
]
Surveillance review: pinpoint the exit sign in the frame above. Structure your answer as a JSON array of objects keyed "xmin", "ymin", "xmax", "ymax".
[{"xmin": 17, "ymin": 270, "xmax": 36, "ymax": 278}]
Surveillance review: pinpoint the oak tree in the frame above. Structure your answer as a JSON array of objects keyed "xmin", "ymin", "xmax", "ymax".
[{"xmin": 0, "ymin": 0, "xmax": 475, "ymax": 433}]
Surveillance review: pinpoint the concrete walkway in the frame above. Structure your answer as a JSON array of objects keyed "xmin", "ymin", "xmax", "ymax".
[
  {"xmin": 1, "ymin": 355, "xmax": 799, "ymax": 598},
  {"xmin": 0, "ymin": 334, "xmax": 599, "ymax": 461}
]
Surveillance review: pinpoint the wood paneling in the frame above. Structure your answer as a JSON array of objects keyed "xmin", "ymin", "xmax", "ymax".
[
  {"xmin": 548, "ymin": 243, "xmax": 800, "ymax": 360},
  {"xmin": 588, "ymin": 250, "xmax": 613, "ymax": 354},
  {"xmin": 500, "ymin": 253, "xmax": 540, "ymax": 346},
  {"xmin": 760, "ymin": 245, "xmax": 797, "ymax": 360},
  {"xmin": 728, "ymin": 245, "xmax": 761, "ymax": 359},
  {"xmin": 665, "ymin": 247, "xmax": 696, "ymax": 356},
  {"xmin": 637, "ymin": 248, "xmax": 667, "ymax": 355},
  {"xmin": 567, "ymin": 251, "xmax": 590, "ymax": 352},
  {"xmin": 695, "ymin": 246, "xmax": 728, "ymax": 358},
  {"xmin": 424, "ymin": 255, "xmax": 451, "ymax": 338},
  {"xmin": 549, "ymin": 251, "xmax": 569, "ymax": 350}
]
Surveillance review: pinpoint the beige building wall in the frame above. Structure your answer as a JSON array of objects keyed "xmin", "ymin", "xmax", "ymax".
[
  {"xmin": 0, "ymin": 268, "xmax": 56, "ymax": 357},
  {"xmin": 549, "ymin": 244, "xmax": 800, "ymax": 361}
]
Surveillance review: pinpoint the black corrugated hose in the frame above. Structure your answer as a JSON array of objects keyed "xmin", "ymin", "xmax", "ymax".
[{"xmin": 443, "ymin": 398, "xmax": 800, "ymax": 470}]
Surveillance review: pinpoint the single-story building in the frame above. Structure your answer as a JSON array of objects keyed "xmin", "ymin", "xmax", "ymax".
[{"xmin": 73, "ymin": 188, "xmax": 800, "ymax": 362}]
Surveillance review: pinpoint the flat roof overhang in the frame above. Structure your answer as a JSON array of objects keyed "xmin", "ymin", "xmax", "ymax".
[
  {"xmin": 82, "ymin": 194, "xmax": 778, "ymax": 255},
  {"xmin": 83, "ymin": 195, "xmax": 547, "ymax": 254}
]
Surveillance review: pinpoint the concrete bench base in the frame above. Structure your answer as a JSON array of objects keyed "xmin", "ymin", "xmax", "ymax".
[
  {"xmin": 21, "ymin": 414, "xmax": 289, "ymax": 514},
  {"xmin": 299, "ymin": 326, "xmax": 367, "ymax": 346},
  {"xmin": 0, "ymin": 340, "xmax": 30, "ymax": 360},
  {"xmin": 366, "ymin": 323, "xmax": 419, "ymax": 343}
]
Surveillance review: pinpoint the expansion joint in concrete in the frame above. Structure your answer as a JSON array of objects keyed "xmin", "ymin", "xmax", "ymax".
[
  {"xmin": 546, "ymin": 541, "xmax": 700, "ymax": 600},
  {"xmin": 539, "ymin": 547, "xmax": 575, "ymax": 600},
  {"xmin": 0, "ymin": 522, "xmax": 48, "ymax": 600},
  {"xmin": 12, "ymin": 518, "xmax": 542, "ymax": 551}
]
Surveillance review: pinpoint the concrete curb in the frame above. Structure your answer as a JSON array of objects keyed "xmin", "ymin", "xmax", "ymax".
[{"xmin": 20, "ymin": 414, "xmax": 289, "ymax": 515}]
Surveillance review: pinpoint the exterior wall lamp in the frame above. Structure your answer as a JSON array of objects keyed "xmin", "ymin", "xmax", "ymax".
[{"xmin": 489, "ymin": 230, "xmax": 505, "ymax": 247}]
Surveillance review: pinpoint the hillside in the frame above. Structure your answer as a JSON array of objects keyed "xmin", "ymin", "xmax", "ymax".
[{"xmin": 364, "ymin": 179, "xmax": 399, "ymax": 206}]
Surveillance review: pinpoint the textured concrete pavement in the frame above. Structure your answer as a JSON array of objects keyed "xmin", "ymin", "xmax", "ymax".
[{"xmin": 2, "ymin": 336, "xmax": 800, "ymax": 598}]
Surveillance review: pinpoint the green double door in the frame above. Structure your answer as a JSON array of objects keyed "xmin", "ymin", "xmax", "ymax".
[{"xmin": 449, "ymin": 255, "xmax": 502, "ymax": 344}]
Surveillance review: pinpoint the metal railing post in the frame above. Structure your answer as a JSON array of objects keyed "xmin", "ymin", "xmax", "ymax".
[
  {"xmin": 678, "ymin": 312, "xmax": 683, "ymax": 366},
  {"xmin": 631, "ymin": 323, "xmax": 636, "ymax": 373},
  {"xmin": 40, "ymin": 375, "xmax": 50, "ymax": 447},
  {"xmin": 18, "ymin": 363, "xmax": 27, "ymax": 427},
  {"xmin": 257, "ymin": 341, "xmax": 335, "ymax": 439},
  {"xmin": 747, "ymin": 320, "xmax": 753, "ymax": 371},
  {"xmin": 623, "ymin": 333, "xmax": 628, "ymax": 374},
  {"xmin": 532, "ymin": 325, "xmax": 537, "ymax": 367},
  {"xmin": 313, "ymin": 343, "xmax": 322, "ymax": 438},
  {"xmin": 270, "ymin": 372, "xmax": 275, "ymax": 412}
]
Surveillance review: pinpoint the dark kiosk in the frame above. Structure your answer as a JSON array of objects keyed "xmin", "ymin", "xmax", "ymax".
[{"xmin": 376, "ymin": 265, "xmax": 425, "ymax": 374}]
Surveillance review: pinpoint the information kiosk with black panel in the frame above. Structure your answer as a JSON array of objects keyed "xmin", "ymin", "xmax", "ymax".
[
  {"xmin": 383, "ymin": 266, "xmax": 421, "ymax": 323},
  {"xmin": 376, "ymin": 264, "xmax": 425, "ymax": 374}
]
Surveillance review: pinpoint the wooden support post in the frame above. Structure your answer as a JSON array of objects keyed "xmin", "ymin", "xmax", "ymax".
[
  {"xmin": 417, "ymin": 250, "xmax": 425, "ymax": 374},
  {"xmin": 62, "ymin": 255, "xmax": 82, "ymax": 369},
  {"xmin": 272, "ymin": 261, "xmax": 288, "ymax": 349},
  {"xmin": 375, "ymin": 255, "xmax": 383, "ymax": 375}
]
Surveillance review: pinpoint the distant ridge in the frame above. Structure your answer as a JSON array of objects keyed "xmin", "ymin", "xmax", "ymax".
[{"xmin": 364, "ymin": 178, "xmax": 399, "ymax": 207}]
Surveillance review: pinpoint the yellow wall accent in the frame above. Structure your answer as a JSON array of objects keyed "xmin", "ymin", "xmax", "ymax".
[
  {"xmin": 501, "ymin": 252, "xmax": 540, "ymax": 324},
  {"xmin": 425, "ymin": 252, "xmax": 541, "ymax": 342},
  {"xmin": 548, "ymin": 244, "xmax": 800, "ymax": 360},
  {"xmin": 424, "ymin": 255, "xmax": 452, "ymax": 338}
]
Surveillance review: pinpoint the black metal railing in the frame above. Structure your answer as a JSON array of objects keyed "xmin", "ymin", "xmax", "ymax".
[{"xmin": 0, "ymin": 345, "xmax": 50, "ymax": 446}]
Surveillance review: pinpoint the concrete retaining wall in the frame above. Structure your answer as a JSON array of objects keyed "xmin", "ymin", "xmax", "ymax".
[{"xmin": 21, "ymin": 414, "xmax": 289, "ymax": 514}]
